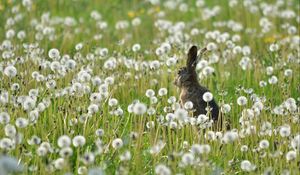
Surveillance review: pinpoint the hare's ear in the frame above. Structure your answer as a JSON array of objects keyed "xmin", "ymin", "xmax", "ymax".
[
  {"xmin": 199, "ymin": 47, "xmax": 207, "ymax": 57},
  {"xmin": 186, "ymin": 45, "xmax": 198, "ymax": 70}
]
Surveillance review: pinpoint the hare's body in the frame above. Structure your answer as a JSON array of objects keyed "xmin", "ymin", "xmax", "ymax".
[
  {"xmin": 174, "ymin": 46, "xmax": 219, "ymax": 122},
  {"xmin": 180, "ymin": 85, "xmax": 219, "ymax": 121}
]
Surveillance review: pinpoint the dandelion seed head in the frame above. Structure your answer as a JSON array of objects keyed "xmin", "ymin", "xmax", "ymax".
[
  {"xmin": 284, "ymin": 69, "xmax": 293, "ymax": 77},
  {"xmin": 132, "ymin": 43, "xmax": 141, "ymax": 52},
  {"xmin": 132, "ymin": 17, "xmax": 141, "ymax": 26},
  {"xmin": 174, "ymin": 108, "xmax": 188, "ymax": 121},
  {"xmin": 203, "ymin": 92, "xmax": 213, "ymax": 102},
  {"xmin": 145, "ymin": 89, "xmax": 155, "ymax": 98},
  {"xmin": 0, "ymin": 155, "xmax": 24, "ymax": 174},
  {"xmin": 54, "ymin": 158, "xmax": 65, "ymax": 170},
  {"xmin": 181, "ymin": 153, "xmax": 194, "ymax": 166},
  {"xmin": 4, "ymin": 124, "xmax": 16, "ymax": 137},
  {"xmin": 58, "ymin": 135, "xmax": 71, "ymax": 148},
  {"xmin": 158, "ymin": 88, "xmax": 168, "ymax": 96},
  {"xmin": 155, "ymin": 164, "xmax": 171, "ymax": 175},
  {"xmin": 119, "ymin": 151, "xmax": 132, "ymax": 161},
  {"xmin": 241, "ymin": 145, "xmax": 249, "ymax": 152},
  {"xmin": 268, "ymin": 76, "xmax": 278, "ymax": 84},
  {"xmin": 0, "ymin": 112, "xmax": 10, "ymax": 124},
  {"xmin": 184, "ymin": 101, "xmax": 193, "ymax": 110},
  {"xmin": 259, "ymin": 139, "xmax": 270, "ymax": 149},
  {"xmin": 269, "ymin": 43, "xmax": 279, "ymax": 52},
  {"xmin": 81, "ymin": 152, "xmax": 95, "ymax": 165},
  {"xmin": 78, "ymin": 166, "xmax": 88, "ymax": 174},
  {"xmin": 37, "ymin": 146, "xmax": 48, "ymax": 156},
  {"xmin": 4, "ymin": 65, "xmax": 17, "ymax": 78},
  {"xmin": 112, "ymin": 138, "xmax": 123, "ymax": 149},
  {"xmin": 286, "ymin": 150, "xmax": 297, "ymax": 161},
  {"xmin": 133, "ymin": 102, "xmax": 147, "ymax": 115},
  {"xmin": 241, "ymin": 160, "xmax": 255, "ymax": 172},
  {"xmin": 237, "ymin": 96, "xmax": 248, "ymax": 106},
  {"xmin": 279, "ymin": 125, "xmax": 291, "ymax": 137},
  {"xmin": 223, "ymin": 131, "xmax": 239, "ymax": 143},
  {"xmin": 48, "ymin": 48, "xmax": 60, "ymax": 59},
  {"xmin": 266, "ymin": 66, "xmax": 274, "ymax": 75},
  {"xmin": 221, "ymin": 104, "xmax": 231, "ymax": 113},
  {"xmin": 15, "ymin": 117, "xmax": 29, "ymax": 128},
  {"xmin": 291, "ymin": 135, "xmax": 300, "ymax": 150},
  {"xmin": 72, "ymin": 135, "xmax": 86, "ymax": 147},
  {"xmin": 59, "ymin": 147, "xmax": 73, "ymax": 158}
]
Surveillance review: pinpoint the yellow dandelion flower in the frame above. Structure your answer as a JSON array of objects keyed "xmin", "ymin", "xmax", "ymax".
[
  {"xmin": 32, "ymin": 3, "xmax": 36, "ymax": 11},
  {"xmin": 128, "ymin": 11, "xmax": 135, "ymax": 18},
  {"xmin": 155, "ymin": 6, "xmax": 160, "ymax": 12},
  {"xmin": 139, "ymin": 8, "xmax": 145, "ymax": 14},
  {"xmin": 264, "ymin": 36, "xmax": 276, "ymax": 43}
]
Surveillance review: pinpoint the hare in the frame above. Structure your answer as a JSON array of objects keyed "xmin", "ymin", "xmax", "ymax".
[{"xmin": 174, "ymin": 45, "xmax": 220, "ymax": 123}]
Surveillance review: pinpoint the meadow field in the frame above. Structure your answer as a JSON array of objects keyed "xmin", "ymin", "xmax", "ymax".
[{"xmin": 0, "ymin": 0, "xmax": 299, "ymax": 174}]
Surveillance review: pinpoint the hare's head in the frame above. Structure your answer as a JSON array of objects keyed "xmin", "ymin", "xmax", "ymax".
[{"xmin": 174, "ymin": 46, "xmax": 206, "ymax": 87}]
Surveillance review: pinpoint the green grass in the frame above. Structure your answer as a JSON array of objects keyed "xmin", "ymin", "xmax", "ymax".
[{"xmin": 0, "ymin": 0, "xmax": 299, "ymax": 174}]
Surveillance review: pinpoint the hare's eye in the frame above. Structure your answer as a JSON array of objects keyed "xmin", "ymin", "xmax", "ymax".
[{"xmin": 178, "ymin": 68, "xmax": 185, "ymax": 74}]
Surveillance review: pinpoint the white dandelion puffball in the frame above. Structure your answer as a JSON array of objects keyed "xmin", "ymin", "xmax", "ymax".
[
  {"xmin": 269, "ymin": 43, "xmax": 279, "ymax": 52},
  {"xmin": 155, "ymin": 164, "xmax": 171, "ymax": 175},
  {"xmin": 112, "ymin": 138, "xmax": 123, "ymax": 149},
  {"xmin": 48, "ymin": 48, "xmax": 60, "ymax": 59},
  {"xmin": 241, "ymin": 145, "xmax": 248, "ymax": 152},
  {"xmin": 291, "ymin": 135, "xmax": 300, "ymax": 150},
  {"xmin": 221, "ymin": 104, "xmax": 231, "ymax": 113},
  {"xmin": 4, "ymin": 65, "xmax": 17, "ymax": 78},
  {"xmin": 158, "ymin": 88, "xmax": 168, "ymax": 96},
  {"xmin": 286, "ymin": 150, "xmax": 297, "ymax": 161},
  {"xmin": 132, "ymin": 43, "xmax": 141, "ymax": 52},
  {"xmin": 108, "ymin": 98, "xmax": 118, "ymax": 107},
  {"xmin": 237, "ymin": 96, "xmax": 248, "ymax": 106},
  {"xmin": 184, "ymin": 101, "xmax": 193, "ymax": 110},
  {"xmin": 207, "ymin": 42, "xmax": 217, "ymax": 51},
  {"xmin": 268, "ymin": 75, "xmax": 278, "ymax": 84},
  {"xmin": 203, "ymin": 92, "xmax": 213, "ymax": 102},
  {"xmin": 259, "ymin": 139, "xmax": 269, "ymax": 149},
  {"xmin": 279, "ymin": 125, "xmax": 291, "ymax": 137},
  {"xmin": 223, "ymin": 131, "xmax": 238, "ymax": 143},
  {"xmin": 72, "ymin": 135, "xmax": 86, "ymax": 147},
  {"xmin": 145, "ymin": 89, "xmax": 155, "ymax": 98},
  {"xmin": 58, "ymin": 135, "xmax": 71, "ymax": 148},
  {"xmin": 241, "ymin": 160, "xmax": 255, "ymax": 172},
  {"xmin": 0, "ymin": 155, "xmax": 24, "ymax": 174},
  {"xmin": 133, "ymin": 102, "xmax": 147, "ymax": 115},
  {"xmin": 181, "ymin": 153, "xmax": 195, "ymax": 166},
  {"xmin": 174, "ymin": 108, "xmax": 188, "ymax": 121}
]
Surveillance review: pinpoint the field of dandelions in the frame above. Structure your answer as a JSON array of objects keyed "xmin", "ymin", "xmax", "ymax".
[{"xmin": 0, "ymin": 0, "xmax": 299, "ymax": 174}]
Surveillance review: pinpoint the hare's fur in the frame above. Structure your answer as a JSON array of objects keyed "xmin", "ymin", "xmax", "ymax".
[{"xmin": 174, "ymin": 46, "xmax": 219, "ymax": 121}]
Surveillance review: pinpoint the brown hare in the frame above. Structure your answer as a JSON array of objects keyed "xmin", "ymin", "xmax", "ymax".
[{"xmin": 174, "ymin": 45, "xmax": 220, "ymax": 124}]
